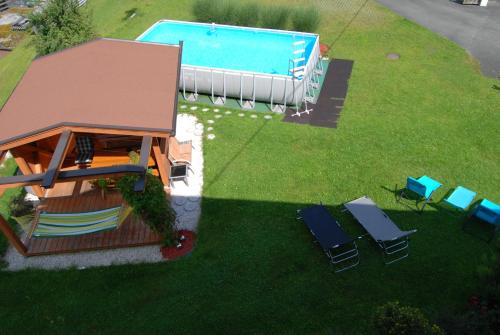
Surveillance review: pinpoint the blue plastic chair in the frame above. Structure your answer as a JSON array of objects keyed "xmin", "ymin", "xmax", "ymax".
[
  {"xmin": 472, "ymin": 199, "xmax": 500, "ymax": 225},
  {"xmin": 444, "ymin": 186, "xmax": 477, "ymax": 211},
  {"xmin": 398, "ymin": 175, "xmax": 442, "ymax": 212},
  {"xmin": 463, "ymin": 199, "xmax": 500, "ymax": 242}
]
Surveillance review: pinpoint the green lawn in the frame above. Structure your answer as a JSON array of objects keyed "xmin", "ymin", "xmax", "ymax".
[{"xmin": 0, "ymin": 0, "xmax": 499, "ymax": 334}]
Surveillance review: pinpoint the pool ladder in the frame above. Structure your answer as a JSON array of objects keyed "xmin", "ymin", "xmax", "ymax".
[
  {"xmin": 288, "ymin": 40, "xmax": 315, "ymax": 117},
  {"xmin": 290, "ymin": 40, "xmax": 306, "ymax": 79}
]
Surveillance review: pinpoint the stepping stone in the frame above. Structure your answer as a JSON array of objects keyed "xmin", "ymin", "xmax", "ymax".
[
  {"xmin": 190, "ymin": 106, "xmax": 198, "ymax": 110},
  {"xmin": 238, "ymin": 113, "xmax": 245, "ymax": 117},
  {"xmin": 213, "ymin": 108, "xmax": 220, "ymax": 112},
  {"xmin": 207, "ymin": 134, "xmax": 215, "ymax": 140},
  {"xmin": 386, "ymin": 53, "xmax": 400, "ymax": 60},
  {"xmin": 215, "ymin": 114, "xmax": 222, "ymax": 119},
  {"xmin": 207, "ymin": 127, "xmax": 213, "ymax": 131},
  {"xmin": 188, "ymin": 196, "xmax": 200, "ymax": 202},
  {"xmin": 180, "ymin": 105, "xmax": 187, "ymax": 109},
  {"xmin": 264, "ymin": 115, "xmax": 272, "ymax": 119},
  {"xmin": 184, "ymin": 202, "xmax": 198, "ymax": 212},
  {"xmin": 202, "ymin": 108, "xmax": 209, "ymax": 112},
  {"xmin": 207, "ymin": 120, "xmax": 215, "ymax": 124},
  {"xmin": 224, "ymin": 111, "xmax": 232, "ymax": 115},
  {"xmin": 250, "ymin": 114, "xmax": 257, "ymax": 119},
  {"xmin": 174, "ymin": 197, "xmax": 187, "ymax": 206}
]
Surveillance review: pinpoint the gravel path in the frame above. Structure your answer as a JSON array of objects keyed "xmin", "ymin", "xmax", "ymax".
[
  {"xmin": 2, "ymin": 114, "xmax": 204, "ymax": 271},
  {"xmin": 4, "ymin": 244, "xmax": 164, "ymax": 271},
  {"xmin": 170, "ymin": 114, "xmax": 204, "ymax": 232}
]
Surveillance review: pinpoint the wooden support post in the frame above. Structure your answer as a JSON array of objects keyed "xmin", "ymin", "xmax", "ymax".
[
  {"xmin": 0, "ymin": 214, "xmax": 27, "ymax": 256},
  {"xmin": 133, "ymin": 136, "xmax": 153, "ymax": 192},
  {"xmin": 152, "ymin": 137, "xmax": 169, "ymax": 186},
  {"xmin": 13, "ymin": 155, "xmax": 45, "ymax": 198},
  {"xmin": 42, "ymin": 130, "xmax": 73, "ymax": 189},
  {"xmin": 72, "ymin": 180, "xmax": 83, "ymax": 197}
]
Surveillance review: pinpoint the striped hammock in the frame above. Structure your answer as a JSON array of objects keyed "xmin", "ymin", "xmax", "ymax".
[{"xmin": 33, "ymin": 206, "xmax": 131, "ymax": 238}]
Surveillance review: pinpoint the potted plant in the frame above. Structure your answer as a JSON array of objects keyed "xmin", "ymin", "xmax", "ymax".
[{"xmin": 90, "ymin": 178, "xmax": 114, "ymax": 199}]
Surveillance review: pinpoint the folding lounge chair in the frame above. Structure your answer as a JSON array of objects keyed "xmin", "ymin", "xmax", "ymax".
[
  {"xmin": 397, "ymin": 175, "xmax": 442, "ymax": 212},
  {"xmin": 467, "ymin": 199, "xmax": 500, "ymax": 242},
  {"xmin": 298, "ymin": 204, "xmax": 359, "ymax": 273},
  {"xmin": 344, "ymin": 196, "xmax": 417, "ymax": 264}
]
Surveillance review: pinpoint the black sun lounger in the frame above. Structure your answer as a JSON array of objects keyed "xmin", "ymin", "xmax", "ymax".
[
  {"xmin": 298, "ymin": 204, "xmax": 359, "ymax": 272},
  {"xmin": 344, "ymin": 196, "xmax": 417, "ymax": 265}
]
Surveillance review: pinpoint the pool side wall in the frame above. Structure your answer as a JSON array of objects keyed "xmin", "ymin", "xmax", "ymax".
[{"xmin": 138, "ymin": 20, "xmax": 321, "ymax": 106}]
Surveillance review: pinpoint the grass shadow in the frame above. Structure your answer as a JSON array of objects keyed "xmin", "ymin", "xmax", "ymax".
[
  {"xmin": 380, "ymin": 184, "xmax": 426, "ymax": 214},
  {"xmin": 463, "ymin": 216, "xmax": 498, "ymax": 243}
]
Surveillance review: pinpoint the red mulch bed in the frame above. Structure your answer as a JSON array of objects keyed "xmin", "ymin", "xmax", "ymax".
[
  {"xmin": 320, "ymin": 43, "xmax": 330, "ymax": 57},
  {"xmin": 160, "ymin": 230, "xmax": 196, "ymax": 260}
]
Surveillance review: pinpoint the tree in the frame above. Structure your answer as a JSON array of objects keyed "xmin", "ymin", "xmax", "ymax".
[{"xmin": 29, "ymin": 0, "xmax": 96, "ymax": 56}]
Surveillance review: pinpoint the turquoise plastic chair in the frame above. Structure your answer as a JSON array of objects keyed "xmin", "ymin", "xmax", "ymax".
[
  {"xmin": 398, "ymin": 175, "xmax": 442, "ymax": 212},
  {"xmin": 444, "ymin": 186, "xmax": 477, "ymax": 211},
  {"xmin": 469, "ymin": 199, "xmax": 500, "ymax": 241}
]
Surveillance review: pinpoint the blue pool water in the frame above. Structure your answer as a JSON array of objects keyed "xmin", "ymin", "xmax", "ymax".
[{"xmin": 138, "ymin": 21, "xmax": 318, "ymax": 76}]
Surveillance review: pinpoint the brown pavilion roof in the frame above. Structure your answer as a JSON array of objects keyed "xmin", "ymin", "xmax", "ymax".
[{"xmin": 0, "ymin": 38, "xmax": 181, "ymax": 148}]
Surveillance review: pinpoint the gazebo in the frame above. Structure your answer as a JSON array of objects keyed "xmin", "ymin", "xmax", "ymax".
[{"xmin": 0, "ymin": 38, "xmax": 183, "ymax": 256}]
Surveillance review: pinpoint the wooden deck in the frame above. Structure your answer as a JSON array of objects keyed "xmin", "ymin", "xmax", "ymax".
[{"xmin": 25, "ymin": 190, "xmax": 162, "ymax": 256}]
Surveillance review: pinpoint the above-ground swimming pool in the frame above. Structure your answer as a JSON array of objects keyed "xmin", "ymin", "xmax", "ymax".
[{"xmin": 137, "ymin": 20, "xmax": 322, "ymax": 108}]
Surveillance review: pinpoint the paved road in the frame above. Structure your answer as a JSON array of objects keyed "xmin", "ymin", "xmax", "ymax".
[{"xmin": 376, "ymin": 0, "xmax": 500, "ymax": 78}]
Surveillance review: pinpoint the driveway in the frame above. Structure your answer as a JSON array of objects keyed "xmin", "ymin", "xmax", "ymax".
[{"xmin": 376, "ymin": 0, "xmax": 500, "ymax": 78}]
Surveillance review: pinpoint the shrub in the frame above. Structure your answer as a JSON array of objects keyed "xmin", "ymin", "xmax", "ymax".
[
  {"xmin": 193, "ymin": 0, "xmax": 260, "ymax": 27},
  {"xmin": 29, "ymin": 0, "xmax": 96, "ymax": 56},
  {"xmin": 234, "ymin": 2, "xmax": 260, "ymax": 27},
  {"xmin": 213, "ymin": 0, "xmax": 236, "ymax": 25},
  {"xmin": 117, "ymin": 174, "xmax": 177, "ymax": 246},
  {"xmin": 260, "ymin": 5, "xmax": 290, "ymax": 29},
  {"xmin": 192, "ymin": 0, "xmax": 214, "ymax": 23},
  {"xmin": 374, "ymin": 301, "xmax": 444, "ymax": 335},
  {"xmin": 291, "ymin": 6, "xmax": 320, "ymax": 33},
  {"xmin": 8, "ymin": 189, "xmax": 32, "ymax": 217}
]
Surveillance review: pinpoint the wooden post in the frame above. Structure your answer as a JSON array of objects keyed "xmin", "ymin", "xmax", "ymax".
[
  {"xmin": 72, "ymin": 180, "xmax": 83, "ymax": 197},
  {"xmin": 133, "ymin": 136, "xmax": 153, "ymax": 192},
  {"xmin": 152, "ymin": 137, "xmax": 170, "ymax": 186},
  {"xmin": 42, "ymin": 130, "xmax": 73, "ymax": 189},
  {"xmin": 0, "ymin": 214, "xmax": 27, "ymax": 256},
  {"xmin": 13, "ymin": 156, "xmax": 45, "ymax": 198}
]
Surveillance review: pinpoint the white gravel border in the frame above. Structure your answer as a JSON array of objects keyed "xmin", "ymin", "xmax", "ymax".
[{"xmin": 2, "ymin": 114, "xmax": 204, "ymax": 271}]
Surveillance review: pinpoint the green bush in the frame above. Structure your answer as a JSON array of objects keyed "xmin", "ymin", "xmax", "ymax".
[
  {"xmin": 291, "ymin": 6, "xmax": 320, "ymax": 33},
  {"xmin": 260, "ymin": 5, "xmax": 290, "ymax": 29},
  {"xmin": 374, "ymin": 301, "xmax": 444, "ymax": 335},
  {"xmin": 192, "ymin": 0, "xmax": 216, "ymax": 23},
  {"xmin": 8, "ymin": 189, "xmax": 31, "ymax": 217},
  {"xmin": 214, "ymin": 0, "xmax": 237, "ymax": 25},
  {"xmin": 29, "ymin": 0, "xmax": 96, "ymax": 56},
  {"xmin": 117, "ymin": 174, "xmax": 177, "ymax": 246},
  {"xmin": 234, "ymin": 2, "xmax": 260, "ymax": 27},
  {"xmin": 192, "ymin": 0, "xmax": 275, "ymax": 28}
]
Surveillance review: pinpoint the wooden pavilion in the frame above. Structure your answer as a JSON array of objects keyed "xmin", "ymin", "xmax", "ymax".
[{"xmin": 0, "ymin": 38, "xmax": 184, "ymax": 256}]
